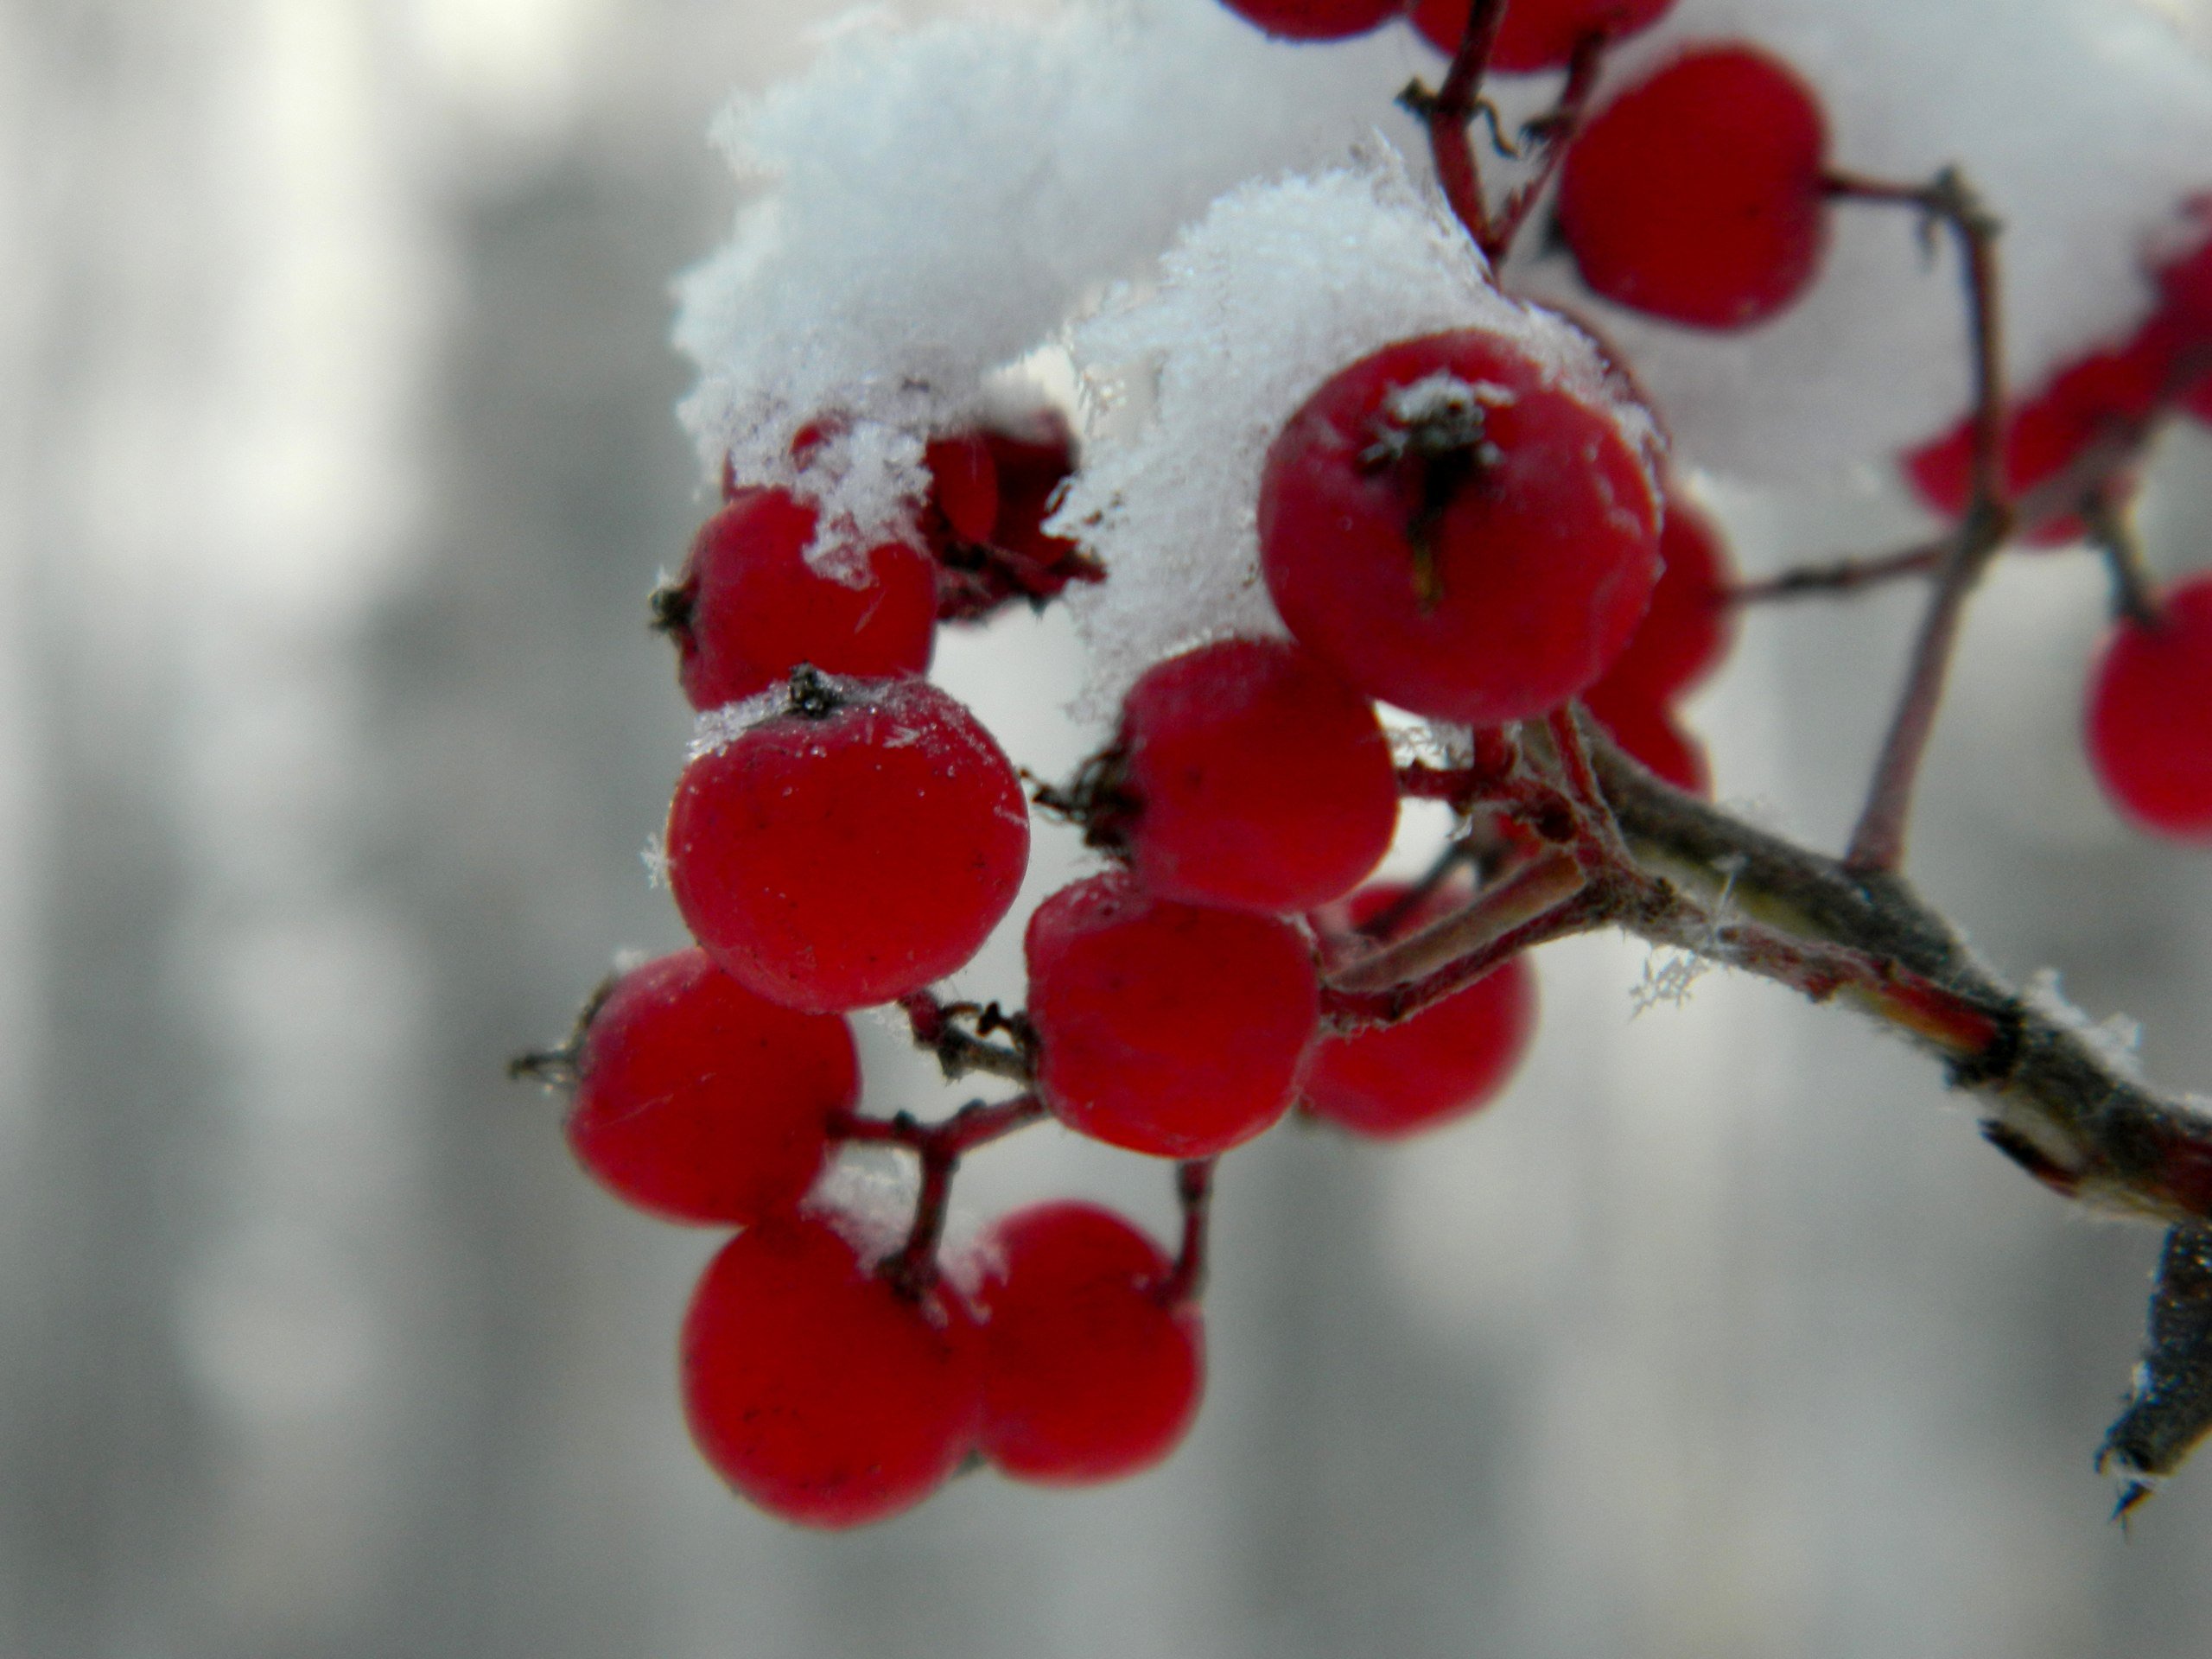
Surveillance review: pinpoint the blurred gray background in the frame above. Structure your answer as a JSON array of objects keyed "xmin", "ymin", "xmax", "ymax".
[{"xmin": 8, "ymin": 2, "xmax": 2212, "ymax": 1656}]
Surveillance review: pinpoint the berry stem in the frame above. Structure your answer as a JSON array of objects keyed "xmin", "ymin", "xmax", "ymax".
[
  {"xmin": 2084, "ymin": 490, "xmax": 2164, "ymax": 629},
  {"xmin": 506, "ymin": 969, "xmax": 621, "ymax": 1087},
  {"xmin": 1826, "ymin": 168, "xmax": 2012, "ymax": 875},
  {"xmin": 1479, "ymin": 29, "xmax": 1611, "ymax": 265},
  {"xmin": 1355, "ymin": 842, "xmax": 1475, "ymax": 940},
  {"xmin": 1160, "ymin": 1158, "xmax": 1216, "ymax": 1306},
  {"xmin": 1726, "ymin": 538, "xmax": 1948, "ymax": 605},
  {"xmin": 1323, "ymin": 844, "xmax": 1588, "ymax": 1005},
  {"xmin": 899, "ymin": 990, "xmax": 1036, "ymax": 1083},
  {"xmin": 834, "ymin": 1094, "xmax": 1047, "ymax": 1298},
  {"xmin": 1411, "ymin": 0, "xmax": 1509, "ymax": 252}
]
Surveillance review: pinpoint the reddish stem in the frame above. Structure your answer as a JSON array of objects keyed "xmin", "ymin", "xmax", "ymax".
[
  {"xmin": 1480, "ymin": 30, "xmax": 1611, "ymax": 264},
  {"xmin": 1423, "ymin": 0, "xmax": 1510, "ymax": 251},
  {"xmin": 1325, "ymin": 880, "xmax": 1609, "ymax": 1030}
]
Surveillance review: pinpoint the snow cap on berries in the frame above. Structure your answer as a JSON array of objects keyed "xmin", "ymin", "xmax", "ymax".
[
  {"xmin": 1054, "ymin": 143, "xmax": 1662, "ymax": 719},
  {"xmin": 672, "ymin": 0, "xmax": 1417, "ymax": 556}
]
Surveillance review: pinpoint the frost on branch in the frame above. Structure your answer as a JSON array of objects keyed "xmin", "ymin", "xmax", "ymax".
[{"xmin": 1056, "ymin": 146, "xmax": 1661, "ymax": 716}]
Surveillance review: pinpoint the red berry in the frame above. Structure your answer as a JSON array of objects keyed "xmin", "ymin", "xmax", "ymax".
[
  {"xmin": 659, "ymin": 488, "xmax": 937, "ymax": 710},
  {"xmin": 1583, "ymin": 683, "xmax": 1712, "ymax": 794},
  {"xmin": 667, "ymin": 672, "xmax": 1030, "ymax": 1012},
  {"xmin": 927, "ymin": 409, "xmax": 1098, "ymax": 622},
  {"xmin": 1112, "ymin": 639, "xmax": 1398, "ymax": 913},
  {"xmin": 980, "ymin": 410, "xmax": 1079, "ymax": 563},
  {"xmin": 1903, "ymin": 323, "xmax": 2178, "ymax": 546},
  {"xmin": 1217, "ymin": 0, "xmax": 1408, "ymax": 41},
  {"xmin": 1305, "ymin": 885, "xmax": 1538, "ymax": 1137},
  {"xmin": 2086, "ymin": 574, "xmax": 2212, "ymax": 839},
  {"xmin": 682, "ymin": 1214, "xmax": 981, "ymax": 1529},
  {"xmin": 1025, "ymin": 873, "xmax": 1319, "ymax": 1158},
  {"xmin": 1589, "ymin": 490, "xmax": 1736, "ymax": 706},
  {"xmin": 1259, "ymin": 330, "xmax": 1662, "ymax": 724},
  {"xmin": 563, "ymin": 949, "xmax": 856, "ymax": 1224},
  {"xmin": 1557, "ymin": 46, "xmax": 1830, "ymax": 329},
  {"xmin": 974, "ymin": 1203, "xmax": 1203, "ymax": 1485},
  {"xmin": 1412, "ymin": 0, "xmax": 1673, "ymax": 72},
  {"xmin": 924, "ymin": 433, "xmax": 1001, "ymax": 544}
]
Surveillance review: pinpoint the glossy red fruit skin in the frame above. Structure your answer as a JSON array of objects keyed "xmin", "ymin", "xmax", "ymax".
[
  {"xmin": 1259, "ymin": 330, "xmax": 1662, "ymax": 725},
  {"xmin": 1025, "ymin": 873, "xmax": 1319, "ymax": 1159},
  {"xmin": 1305, "ymin": 885, "xmax": 1538, "ymax": 1138},
  {"xmin": 1583, "ymin": 684, "xmax": 1712, "ymax": 795},
  {"xmin": 975, "ymin": 1203, "xmax": 1203, "ymax": 1485},
  {"xmin": 667, "ymin": 676, "xmax": 1030, "ymax": 1013},
  {"xmin": 1412, "ymin": 0, "xmax": 1673, "ymax": 71},
  {"xmin": 1591, "ymin": 491, "xmax": 1735, "ymax": 705},
  {"xmin": 2087, "ymin": 575, "xmax": 2212, "ymax": 839},
  {"xmin": 665, "ymin": 488, "xmax": 937, "ymax": 710},
  {"xmin": 1904, "ymin": 321, "xmax": 2179, "ymax": 546},
  {"xmin": 682, "ymin": 1215, "xmax": 982, "ymax": 1529},
  {"xmin": 1116, "ymin": 639, "xmax": 1398, "ymax": 913},
  {"xmin": 1217, "ymin": 0, "xmax": 1408, "ymax": 41},
  {"xmin": 1557, "ymin": 46, "xmax": 1830, "ymax": 330},
  {"xmin": 564, "ymin": 949, "xmax": 856, "ymax": 1224}
]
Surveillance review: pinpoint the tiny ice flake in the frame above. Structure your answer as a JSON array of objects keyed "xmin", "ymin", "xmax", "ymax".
[{"xmin": 2024, "ymin": 966, "xmax": 2147, "ymax": 1083}]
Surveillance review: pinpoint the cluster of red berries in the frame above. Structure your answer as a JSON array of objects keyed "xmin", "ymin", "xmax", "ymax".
[
  {"xmin": 543, "ymin": 365, "xmax": 1600, "ymax": 1526},
  {"xmin": 536, "ymin": 0, "xmax": 2212, "ymax": 1532},
  {"xmin": 1233, "ymin": 0, "xmax": 2212, "ymax": 840}
]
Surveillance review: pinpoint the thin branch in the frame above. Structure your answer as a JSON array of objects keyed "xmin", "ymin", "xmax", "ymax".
[
  {"xmin": 1409, "ymin": 0, "xmax": 1509, "ymax": 250},
  {"xmin": 832, "ymin": 1094, "xmax": 1047, "ymax": 1298},
  {"xmin": 1726, "ymin": 539, "xmax": 1947, "ymax": 605},
  {"xmin": 1354, "ymin": 842, "xmax": 1475, "ymax": 940},
  {"xmin": 1325, "ymin": 845, "xmax": 1586, "ymax": 1003},
  {"xmin": 1827, "ymin": 168, "xmax": 2012, "ymax": 874},
  {"xmin": 899, "ymin": 990, "xmax": 1035, "ymax": 1084},
  {"xmin": 1481, "ymin": 29, "xmax": 1611, "ymax": 264}
]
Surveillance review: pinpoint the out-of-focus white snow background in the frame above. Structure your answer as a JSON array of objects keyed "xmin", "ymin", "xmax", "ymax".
[{"xmin": 5, "ymin": 2, "xmax": 2212, "ymax": 1656}]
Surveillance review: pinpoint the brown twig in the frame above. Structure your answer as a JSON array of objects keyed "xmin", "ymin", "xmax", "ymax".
[
  {"xmin": 1726, "ymin": 539, "xmax": 1948, "ymax": 605},
  {"xmin": 899, "ymin": 990, "xmax": 1035, "ymax": 1084},
  {"xmin": 1355, "ymin": 720, "xmax": 2212, "ymax": 1494},
  {"xmin": 832, "ymin": 1095, "xmax": 1046, "ymax": 1296},
  {"xmin": 1825, "ymin": 168, "xmax": 2011, "ymax": 874}
]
